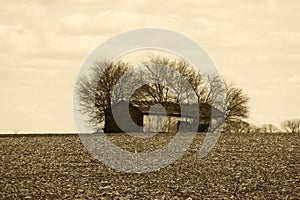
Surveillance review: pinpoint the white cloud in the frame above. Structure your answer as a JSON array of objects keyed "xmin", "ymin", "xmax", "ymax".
[
  {"xmin": 0, "ymin": 0, "xmax": 300, "ymax": 131},
  {"xmin": 0, "ymin": 24, "xmax": 40, "ymax": 54}
]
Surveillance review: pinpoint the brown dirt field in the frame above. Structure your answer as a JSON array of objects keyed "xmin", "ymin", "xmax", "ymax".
[{"xmin": 0, "ymin": 132, "xmax": 299, "ymax": 199}]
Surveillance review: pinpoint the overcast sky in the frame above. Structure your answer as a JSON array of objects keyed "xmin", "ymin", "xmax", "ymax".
[{"xmin": 0, "ymin": 0, "xmax": 299, "ymax": 132}]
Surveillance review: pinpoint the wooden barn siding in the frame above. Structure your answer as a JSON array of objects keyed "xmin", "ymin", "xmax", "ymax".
[{"xmin": 104, "ymin": 102, "xmax": 143, "ymax": 133}]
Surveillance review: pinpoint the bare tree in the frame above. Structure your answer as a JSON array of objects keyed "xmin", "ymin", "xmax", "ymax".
[
  {"xmin": 224, "ymin": 119, "xmax": 250, "ymax": 133},
  {"xmin": 260, "ymin": 124, "xmax": 281, "ymax": 133},
  {"xmin": 247, "ymin": 124, "xmax": 261, "ymax": 134},
  {"xmin": 172, "ymin": 59, "xmax": 206, "ymax": 104},
  {"xmin": 224, "ymin": 83, "xmax": 250, "ymax": 125},
  {"xmin": 131, "ymin": 56, "xmax": 250, "ymax": 131},
  {"xmin": 203, "ymin": 75, "xmax": 225, "ymax": 105},
  {"xmin": 75, "ymin": 60, "xmax": 134, "ymax": 129},
  {"xmin": 135, "ymin": 56, "xmax": 250, "ymax": 133},
  {"xmin": 281, "ymin": 119, "xmax": 300, "ymax": 133},
  {"xmin": 138, "ymin": 56, "xmax": 177, "ymax": 103},
  {"xmin": 131, "ymin": 56, "xmax": 227, "ymax": 106},
  {"xmin": 136, "ymin": 56, "xmax": 197, "ymax": 104},
  {"xmin": 136, "ymin": 56, "xmax": 224, "ymax": 105}
]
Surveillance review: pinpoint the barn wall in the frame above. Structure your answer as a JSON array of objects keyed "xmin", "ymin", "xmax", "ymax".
[{"xmin": 104, "ymin": 102, "xmax": 143, "ymax": 133}]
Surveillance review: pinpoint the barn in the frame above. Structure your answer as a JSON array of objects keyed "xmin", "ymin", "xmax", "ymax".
[{"xmin": 103, "ymin": 100, "xmax": 222, "ymax": 133}]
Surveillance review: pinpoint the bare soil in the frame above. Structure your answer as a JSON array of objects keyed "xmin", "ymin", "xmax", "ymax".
[{"xmin": 0, "ymin": 133, "xmax": 299, "ymax": 199}]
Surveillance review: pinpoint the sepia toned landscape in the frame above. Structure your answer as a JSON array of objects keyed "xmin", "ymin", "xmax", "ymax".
[{"xmin": 1, "ymin": 0, "xmax": 300, "ymax": 199}]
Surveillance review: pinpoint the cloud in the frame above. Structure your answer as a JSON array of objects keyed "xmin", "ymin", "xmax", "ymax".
[
  {"xmin": 0, "ymin": 24, "xmax": 40, "ymax": 54},
  {"xmin": 0, "ymin": 0, "xmax": 300, "ymax": 131}
]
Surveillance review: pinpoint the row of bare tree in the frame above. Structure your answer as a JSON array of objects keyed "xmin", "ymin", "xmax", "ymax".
[
  {"xmin": 225, "ymin": 119, "xmax": 300, "ymax": 134},
  {"xmin": 76, "ymin": 56, "xmax": 250, "ymax": 131},
  {"xmin": 76, "ymin": 56, "xmax": 300, "ymax": 134}
]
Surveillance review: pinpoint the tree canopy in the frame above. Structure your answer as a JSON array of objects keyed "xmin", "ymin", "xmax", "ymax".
[{"xmin": 75, "ymin": 56, "xmax": 250, "ymax": 131}]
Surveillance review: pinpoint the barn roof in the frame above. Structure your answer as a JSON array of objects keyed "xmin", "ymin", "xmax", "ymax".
[{"xmin": 129, "ymin": 100, "xmax": 224, "ymax": 118}]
